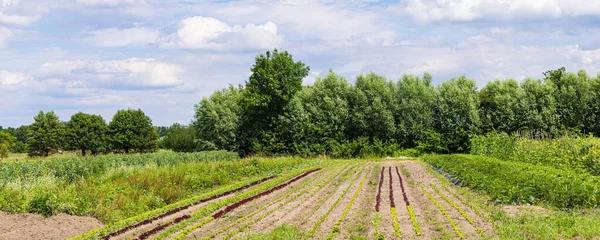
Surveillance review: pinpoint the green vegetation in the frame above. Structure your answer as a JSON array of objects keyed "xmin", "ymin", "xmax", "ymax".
[
  {"xmin": 65, "ymin": 112, "xmax": 108, "ymax": 156},
  {"xmin": 108, "ymin": 109, "xmax": 159, "ymax": 153},
  {"xmin": 0, "ymin": 131, "xmax": 16, "ymax": 159},
  {"xmin": 242, "ymin": 224, "xmax": 302, "ymax": 240},
  {"xmin": 472, "ymin": 132, "xmax": 600, "ymax": 175},
  {"xmin": 420, "ymin": 184, "xmax": 464, "ymax": 239},
  {"xmin": 162, "ymin": 123, "xmax": 198, "ymax": 152},
  {"xmin": 423, "ymin": 154, "xmax": 600, "ymax": 209},
  {"xmin": 27, "ymin": 111, "xmax": 64, "ymax": 157},
  {"xmin": 0, "ymin": 151, "xmax": 320, "ymax": 223}
]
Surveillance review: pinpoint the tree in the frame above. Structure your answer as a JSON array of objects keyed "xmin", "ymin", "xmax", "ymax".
[
  {"xmin": 65, "ymin": 112, "xmax": 108, "ymax": 156},
  {"xmin": 520, "ymin": 78, "xmax": 560, "ymax": 135},
  {"xmin": 544, "ymin": 68, "xmax": 594, "ymax": 132},
  {"xmin": 163, "ymin": 123, "xmax": 198, "ymax": 152},
  {"xmin": 435, "ymin": 76, "xmax": 481, "ymax": 152},
  {"xmin": 108, "ymin": 109, "xmax": 158, "ymax": 153},
  {"xmin": 0, "ymin": 131, "xmax": 16, "ymax": 159},
  {"xmin": 194, "ymin": 85, "xmax": 242, "ymax": 151},
  {"xmin": 238, "ymin": 49, "xmax": 310, "ymax": 155},
  {"xmin": 350, "ymin": 73, "xmax": 396, "ymax": 141},
  {"xmin": 395, "ymin": 73, "xmax": 436, "ymax": 148},
  {"xmin": 27, "ymin": 111, "xmax": 65, "ymax": 157},
  {"xmin": 479, "ymin": 79, "xmax": 528, "ymax": 133}
]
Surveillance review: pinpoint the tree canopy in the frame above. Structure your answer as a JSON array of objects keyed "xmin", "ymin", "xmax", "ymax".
[
  {"xmin": 27, "ymin": 111, "xmax": 65, "ymax": 157},
  {"xmin": 108, "ymin": 109, "xmax": 158, "ymax": 153},
  {"xmin": 65, "ymin": 112, "xmax": 108, "ymax": 156}
]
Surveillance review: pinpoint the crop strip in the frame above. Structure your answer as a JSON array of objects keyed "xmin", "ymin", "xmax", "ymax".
[
  {"xmin": 430, "ymin": 184, "xmax": 484, "ymax": 235},
  {"xmin": 308, "ymin": 165, "xmax": 366, "ymax": 237},
  {"xmin": 99, "ymin": 175, "xmax": 275, "ymax": 239},
  {"xmin": 211, "ymin": 164, "xmax": 352, "ymax": 240},
  {"xmin": 326, "ymin": 164, "xmax": 370, "ymax": 240},
  {"xmin": 169, "ymin": 168, "xmax": 322, "ymax": 240},
  {"xmin": 375, "ymin": 166, "xmax": 384, "ymax": 212},
  {"xmin": 420, "ymin": 184, "xmax": 464, "ymax": 239},
  {"xmin": 389, "ymin": 167, "xmax": 402, "ymax": 238},
  {"xmin": 441, "ymin": 185, "xmax": 496, "ymax": 228},
  {"xmin": 151, "ymin": 166, "xmax": 324, "ymax": 240},
  {"xmin": 395, "ymin": 166, "xmax": 422, "ymax": 236}
]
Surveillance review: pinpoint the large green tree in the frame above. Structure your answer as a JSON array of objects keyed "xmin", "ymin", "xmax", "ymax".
[
  {"xmin": 194, "ymin": 85, "xmax": 242, "ymax": 151},
  {"xmin": 395, "ymin": 73, "xmax": 436, "ymax": 148},
  {"xmin": 349, "ymin": 73, "xmax": 396, "ymax": 141},
  {"xmin": 27, "ymin": 111, "xmax": 65, "ymax": 157},
  {"xmin": 65, "ymin": 112, "xmax": 108, "ymax": 156},
  {"xmin": 435, "ymin": 76, "xmax": 481, "ymax": 152},
  {"xmin": 0, "ymin": 131, "xmax": 16, "ymax": 158},
  {"xmin": 479, "ymin": 79, "xmax": 528, "ymax": 133},
  {"xmin": 544, "ymin": 68, "xmax": 594, "ymax": 132},
  {"xmin": 163, "ymin": 123, "xmax": 198, "ymax": 152},
  {"xmin": 108, "ymin": 109, "xmax": 158, "ymax": 153},
  {"xmin": 520, "ymin": 78, "xmax": 560, "ymax": 135},
  {"xmin": 238, "ymin": 49, "xmax": 310, "ymax": 155}
]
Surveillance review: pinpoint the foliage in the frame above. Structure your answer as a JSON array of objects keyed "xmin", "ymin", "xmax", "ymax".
[
  {"xmin": 395, "ymin": 73, "xmax": 436, "ymax": 148},
  {"xmin": 471, "ymin": 131, "xmax": 600, "ymax": 175},
  {"xmin": 162, "ymin": 123, "xmax": 198, "ymax": 152},
  {"xmin": 0, "ymin": 131, "xmax": 16, "ymax": 158},
  {"xmin": 27, "ymin": 111, "xmax": 65, "ymax": 157},
  {"xmin": 193, "ymin": 85, "xmax": 242, "ymax": 152},
  {"xmin": 238, "ymin": 49, "xmax": 310, "ymax": 155},
  {"xmin": 243, "ymin": 224, "xmax": 302, "ymax": 240},
  {"xmin": 108, "ymin": 109, "xmax": 159, "ymax": 153},
  {"xmin": 423, "ymin": 154, "xmax": 600, "ymax": 209},
  {"xmin": 65, "ymin": 112, "xmax": 108, "ymax": 156}
]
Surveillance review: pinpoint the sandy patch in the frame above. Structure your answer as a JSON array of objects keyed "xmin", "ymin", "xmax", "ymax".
[{"xmin": 0, "ymin": 211, "xmax": 103, "ymax": 240}]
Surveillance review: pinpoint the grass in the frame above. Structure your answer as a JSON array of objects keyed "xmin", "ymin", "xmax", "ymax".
[
  {"xmin": 242, "ymin": 224, "xmax": 302, "ymax": 240},
  {"xmin": 420, "ymin": 184, "xmax": 464, "ymax": 239}
]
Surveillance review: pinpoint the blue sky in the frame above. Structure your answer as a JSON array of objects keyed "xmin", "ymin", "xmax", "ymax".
[{"xmin": 1, "ymin": 0, "xmax": 599, "ymax": 127}]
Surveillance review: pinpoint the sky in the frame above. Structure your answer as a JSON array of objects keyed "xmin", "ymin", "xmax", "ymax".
[{"xmin": 1, "ymin": 0, "xmax": 599, "ymax": 127}]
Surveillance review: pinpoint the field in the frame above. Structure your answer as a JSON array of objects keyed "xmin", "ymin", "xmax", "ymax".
[
  {"xmin": 2, "ymin": 150, "xmax": 600, "ymax": 239},
  {"xmin": 65, "ymin": 159, "xmax": 498, "ymax": 240}
]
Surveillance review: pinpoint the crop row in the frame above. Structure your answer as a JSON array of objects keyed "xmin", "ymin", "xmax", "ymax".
[
  {"xmin": 375, "ymin": 167, "xmax": 384, "ymax": 212},
  {"xmin": 430, "ymin": 184, "xmax": 484, "ymax": 235},
  {"xmin": 102, "ymin": 176, "xmax": 276, "ymax": 239},
  {"xmin": 308, "ymin": 165, "xmax": 367, "ymax": 237},
  {"xmin": 71, "ymin": 174, "xmax": 277, "ymax": 240},
  {"xmin": 170, "ymin": 168, "xmax": 321, "ymax": 240},
  {"xmin": 420, "ymin": 184, "xmax": 464, "ymax": 239},
  {"xmin": 388, "ymin": 167, "xmax": 402, "ymax": 238},
  {"xmin": 423, "ymin": 154, "xmax": 600, "ymax": 209},
  {"xmin": 153, "ymin": 165, "xmax": 325, "ymax": 240},
  {"xmin": 326, "ymin": 164, "xmax": 370, "ymax": 240},
  {"xmin": 220, "ymin": 164, "xmax": 355, "ymax": 240},
  {"xmin": 395, "ymin": 166, "xmax": 422, "ymax": 236},
  {"xmin": 440, "ymin": 185, "xmax": 495, "ymax": 228}
]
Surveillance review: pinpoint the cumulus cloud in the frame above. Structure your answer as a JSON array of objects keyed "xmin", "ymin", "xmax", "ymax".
[
  {"xmin": 83, "ymin": 27, "xmax": 159, "ymax": 47},
  {"xmin": 33, "ymin": 58, "xmax": 183, "ymax": 89},
  {"xmin": 0, "ymin": 26, "xmax": 12, "ymax": 48},
  {"xmin": 0, "ymin": 0, "xmax": 44, "ymax": 26},
  {"xmin": 389, "ymin": 0, "xmax": 600, "ymax": 22},
  {"xmin": 160, "ymin": 16, "xmax": 283, "ymax": 50}
]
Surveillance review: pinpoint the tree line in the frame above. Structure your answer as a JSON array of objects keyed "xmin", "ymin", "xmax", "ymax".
[
  {"xmin": 2, "ymin": 49, "xmax": 599, "ymax": 158},
  {"xmin": 0, "ymin": 109, "xmax": 159, "ymax": 158},
  {"xmin": 193, "ymin": 50, "xmax": 600, "ymax": 157}
]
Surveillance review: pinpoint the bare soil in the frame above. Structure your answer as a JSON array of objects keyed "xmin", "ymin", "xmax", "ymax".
[
  {"xmin": 0, "ymin": 211, "xmax": 103, "ymax": 240},
  {"xmin": 502, "ymin": 205, "xmax": 552, "ymax": 217}
]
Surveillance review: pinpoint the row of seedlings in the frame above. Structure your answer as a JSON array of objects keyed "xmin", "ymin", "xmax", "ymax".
[
  {"xmin": 72, "ymin": 175, "xmax": 276, "ymax": 240},
  {"xmin": 307, "ymin": 165, "xmax": 368, "ymax": 237},
  {"xmin": 395, "ymin": 166, "xmax": 423, "ymax": 236},
  {"xmin": 388, "ymin": 167, "xmax": 402, "ymax": 238},
  {"xmin": 152, "ymin": 166, "xmax": 325, "ymax": 239},
  {"xmin": 373, "ymin": 166, "xmax": 385, "ymax": 239},
  {"xmin": 168, "ymin": 168, "xmax": 321, "ymax": 240},
  {"xmin": 326, "ymin": 164, "xmax": 372, "ymax": 239},
  {"xmin": 219, "ymin": 163, "xmax": 357, "ymax": 240},
  {"xmin": 420, "ymin": 184, "xmax": 465, "ymax": 239},
  {"xmin": 430, "ymin": 184, "xmax": 485, "ymax": 235}
]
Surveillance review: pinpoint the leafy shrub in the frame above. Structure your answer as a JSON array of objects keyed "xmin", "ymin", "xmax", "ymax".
[
  {"xmin": 423, "ymin": 154, "xmax": 600, "ymax": 209},
  {"xmin": 471, "ymin": 132, "xmax": 600, "ymax": 175}
]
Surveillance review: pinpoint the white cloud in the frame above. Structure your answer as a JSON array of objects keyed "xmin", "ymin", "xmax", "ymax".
[
  {"xmin": 0, "ymin": 69, "xmax": 30, "ymax": 86},
  {"xmin": 160, "ymin": 16, "xmax": 283, "ymax": 50},
  {"xmin": 34, "ymin": 58, "xmax": 183, "ymax": 89},
  {"xmin": 75, "ymin": 0, "xmax": 145, "ymax": 6},
  {"xmin": 83, "ymin": 27, "xmax": 159, "ymax": 47},
  {"xmin": 0, "ymin": 0, "xmax": 43, "ymax": 26},
  {"xmin": 389, "ymin": 0, "xmax": 600, "ymax": 22},
  {"xmin": 0, "ymin": 26, "xmax": 12, "ymax": 48}
]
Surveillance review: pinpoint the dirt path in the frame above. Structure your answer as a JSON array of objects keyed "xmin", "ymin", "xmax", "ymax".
[{"xmin": 0, "ymin": 211, "xmax": 103, "ymax": 240}]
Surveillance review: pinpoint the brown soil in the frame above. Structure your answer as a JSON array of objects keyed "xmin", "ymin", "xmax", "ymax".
[
  {"xmin": 502, "ymin": 205, "xmax": 552, "ymax": 217},
  {"xmin": 0, "ymin": 211, "xmax": 103, "ymax": 240}
]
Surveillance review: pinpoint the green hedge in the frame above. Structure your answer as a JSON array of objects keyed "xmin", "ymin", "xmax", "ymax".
[{"xmin": 422, "ymin": 154, "xmax": 600, "ymax": 209}]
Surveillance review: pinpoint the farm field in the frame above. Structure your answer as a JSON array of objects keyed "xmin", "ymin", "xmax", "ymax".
[{"xmin": 70, "ymin": 159, "xmax": 495, "ymax": 240}]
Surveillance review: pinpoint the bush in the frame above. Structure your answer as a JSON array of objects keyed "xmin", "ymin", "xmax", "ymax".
[
  {"xmin": 423, "ymin": 154, "xmax": 600, "ymax": 209},
  {"xmin": 471, "ymin": 132, "xmax": 600, "ymax": 175}
]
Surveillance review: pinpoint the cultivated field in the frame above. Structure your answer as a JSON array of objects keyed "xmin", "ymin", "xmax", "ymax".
[{"xmin": 71, "ymin": 160, "xmax": 493, "ymax": 240}]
